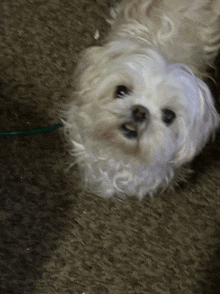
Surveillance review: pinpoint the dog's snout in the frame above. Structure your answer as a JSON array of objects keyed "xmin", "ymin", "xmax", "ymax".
[{"xmin": 132, "ymin": 105, "xmax": 150, "ymax": 123}]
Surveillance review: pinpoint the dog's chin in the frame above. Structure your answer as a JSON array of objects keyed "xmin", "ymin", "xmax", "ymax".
[
  {"xmin": 90, "ymin": 121, "xmax": 175, "ymax": 168},
  {"xmin": 91, "ymin": 126, "xmax": 140, "ymax": 157}
]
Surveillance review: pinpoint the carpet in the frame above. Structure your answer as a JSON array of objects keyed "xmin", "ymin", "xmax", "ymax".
[{"xmin": 1, "ymin": 1, "xmax": 220, "ymax": 293}]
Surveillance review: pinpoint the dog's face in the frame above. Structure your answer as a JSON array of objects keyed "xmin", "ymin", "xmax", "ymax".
[{"xmin": 72, "ymin": 41, "xmax": 219, "ymax": 168}]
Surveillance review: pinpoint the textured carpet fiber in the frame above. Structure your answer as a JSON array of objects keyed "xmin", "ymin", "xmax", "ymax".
[{"xmin": 1, "ymin": 1, "xmax": 220, "ymax": 294}]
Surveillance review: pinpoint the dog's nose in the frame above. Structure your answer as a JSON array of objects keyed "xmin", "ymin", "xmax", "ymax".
[{"xmin": 131, "ymin": 105, "xmax": 150, "ymax": 123}]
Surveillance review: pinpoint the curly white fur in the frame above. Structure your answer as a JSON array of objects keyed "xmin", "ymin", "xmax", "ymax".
[{"xmin": 63, "ymin": 0, "xmax": 220, "ymax": 199}]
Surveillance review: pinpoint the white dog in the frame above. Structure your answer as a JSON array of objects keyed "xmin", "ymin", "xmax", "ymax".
[{"xmin": 64, "ymin": 0, "xmax": 220, "ymax": 199}]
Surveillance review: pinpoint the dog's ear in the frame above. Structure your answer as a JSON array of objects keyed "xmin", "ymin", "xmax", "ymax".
[
  {"xmin": 75, "ymin": 47, "xmax": 105, "ymax": 74},
  {"xmin": 73, "ymin": 40, "xmax": 141, "ymax": 96},
  {"xmin": 173, "ymin": 76, "xmax": 219, "ymax": 166},
  {"xmin": 74, "ymin": 46, "xmax": 104, "ymax": 84},
  {"xmin": 75, "ymin": 39, "xmax": 144, "ymax": 79}
]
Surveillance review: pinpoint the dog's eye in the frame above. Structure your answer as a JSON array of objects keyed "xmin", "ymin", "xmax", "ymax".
[
  {"xmin": 114, "ymin": 85, "xmax": 131, "ymax": 98},
  {"xmin": 162, "ymin": 109, "xmax": 176, "ymax": 125}
]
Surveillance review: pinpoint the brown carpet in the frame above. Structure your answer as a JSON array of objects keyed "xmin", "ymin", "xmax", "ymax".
[{"xmin": 1, "ymin": 1, "xmax": 220, "ymax": 293}]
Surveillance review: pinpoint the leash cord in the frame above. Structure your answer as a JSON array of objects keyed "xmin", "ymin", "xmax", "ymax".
[{"xmin": 0, "ymin": 123, "xmax": 63, "ymax": 136}]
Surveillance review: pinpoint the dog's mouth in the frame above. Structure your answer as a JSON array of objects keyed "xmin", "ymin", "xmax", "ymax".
[{"xmin": 120, "ymin": 123, "xmax": 138, "ymax": 139}]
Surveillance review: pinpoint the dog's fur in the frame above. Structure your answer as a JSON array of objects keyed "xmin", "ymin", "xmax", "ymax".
[{"xmin": 64, "ymin": 0, "xmax": 220, "ymax": 199}]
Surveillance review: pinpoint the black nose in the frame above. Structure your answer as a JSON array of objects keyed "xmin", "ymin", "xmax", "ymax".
[{"xmin": 131, "ymin": 105, "xmax": 150, "ymax": 123}]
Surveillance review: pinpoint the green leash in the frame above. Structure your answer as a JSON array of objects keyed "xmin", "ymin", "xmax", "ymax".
[{"xmin": 0, "ymin": 123, "xmax": 63, "ymax": 136}]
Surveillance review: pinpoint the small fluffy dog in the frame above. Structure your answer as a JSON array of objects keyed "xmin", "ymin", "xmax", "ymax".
[{"xmin": 64, "ymin": 0, "xmax": 220, "ymax": 199}]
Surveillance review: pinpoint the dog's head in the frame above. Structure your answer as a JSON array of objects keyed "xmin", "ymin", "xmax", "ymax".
[{"xmin": 70, "ymin": 40, "xmax": 219, "ymax": 168}]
